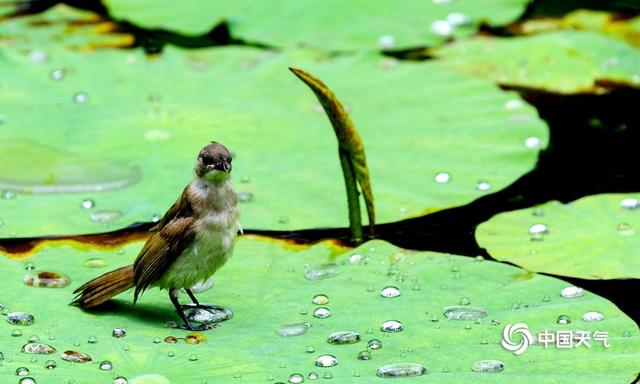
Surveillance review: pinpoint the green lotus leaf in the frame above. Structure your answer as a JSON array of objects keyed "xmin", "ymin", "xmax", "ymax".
[
  {"xmin": 0, "ymin": 45, "xmax": 546, "ymax": 237},
  {"xmin": 0, "ymin": 238, "xmax": 638, "ymax": 383},
  {"xmin": 515, "ymin": 10, "xmax": 640, "ymax": 48},
  {"xmin": 476, "ymin": 194, "xmax": 640, "ymax": 279},
  {"xmin": 437, "ymin": 30, "xmax": 640, "ymax": 93},
  {"xmin": 103, "ymin": 0, "xmax": 529, "ymax": 50}
]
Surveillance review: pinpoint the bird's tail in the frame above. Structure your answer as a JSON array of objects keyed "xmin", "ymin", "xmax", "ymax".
[{"xmin": 71, "ymin": 265, "xmax": 134, "ymax": 308}]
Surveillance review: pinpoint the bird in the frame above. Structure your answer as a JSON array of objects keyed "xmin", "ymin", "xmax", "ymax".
[{"xmin": 72, "ymin": 142, "xmax": 241, "ymax": 331}]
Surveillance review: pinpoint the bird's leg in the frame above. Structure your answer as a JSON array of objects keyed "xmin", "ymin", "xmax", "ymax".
[
  {"xmin": 168, "ymin": 288, "xmax": 216, "ymax": 331},
  {"xmin": 185, "ymin": 288, "xmax": 201, "ymax": 306},
  {"xmin": 183, "ymin": 288, "xmax": 225, "ymax": 311}
]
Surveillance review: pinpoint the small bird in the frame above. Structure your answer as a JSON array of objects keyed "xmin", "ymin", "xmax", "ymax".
[{"xmin": 72, "ymin": 142, "xmax": 241, "ymax": 331}]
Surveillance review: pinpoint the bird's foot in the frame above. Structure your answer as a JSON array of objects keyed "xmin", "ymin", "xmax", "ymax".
[{"xmin": 166, "ymin": 321, "xmax": 219, "ymax": 331}]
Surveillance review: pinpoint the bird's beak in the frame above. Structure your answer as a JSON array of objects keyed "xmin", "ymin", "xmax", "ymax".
[{"xmin": 214, "ymin": 161, "xmax": 231, "ymax": 173}]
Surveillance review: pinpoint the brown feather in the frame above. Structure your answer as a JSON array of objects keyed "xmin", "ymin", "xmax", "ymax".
[{"xmin": 71, "ymin": 265, "xmax": 134, "ymax": 308}]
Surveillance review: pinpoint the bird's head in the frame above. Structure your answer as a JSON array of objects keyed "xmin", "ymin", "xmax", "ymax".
[{"xmin": 195, "ymin": 141, "xmax": 232, "ymax": 183}]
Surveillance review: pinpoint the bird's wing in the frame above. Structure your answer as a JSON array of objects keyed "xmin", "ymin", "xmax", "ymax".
[
  {"xmin": 133, "ymin": 187, "xmax": 197, "ymax": 302},
  {"xmin": 150, "ymin": 185, "xmax": 193, "ymax": 231}
]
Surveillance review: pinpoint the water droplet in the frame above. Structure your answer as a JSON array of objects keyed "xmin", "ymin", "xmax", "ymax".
[
  {"xmin": 304, "ymin": 264, "xmax": 340, "ymax": 280},
  {"xmin": 73, "ymin": 92, "xmax": 88, "ymax": 104},
  {"xmin": 29, "ymin": 50, "xmax": 48, "ymax": 62},
  {"xmin": 381, "ymin": 320, "xmax": 403, "ymax": 332},
  {"xmin": 376, "ymin": 363, "xmax": 427, "ymax": 378},
  {"xmin": 377, "ymin": 35, "xmax": 396, "ymax": 50},
  {"xmin": 459, "ymin": 297, "xmax": 471, "ymax": 305},
  {"xmin": 167, "ymin": 351, "xmax": 175, "ymax": 357},
  {"xmin": 617, "ymin": 222, "xmax": 634, "ymax": 235},
  {"xmin": 557, "ymin": 315, "xmax": 571, "ymax": 324},
  {"xmin": 357, "ymin": 350, "xmax": 372, "ymax": 360},
  {"xmin": 529, "ymin": 224, "xmax": 549, "ymax": 241},
  {"xmin": 278, "ymin": 215, "xmax": 290, "ymax": 224},
  {"xmin": 305, "ymin": 346, "xmax": 316, "ymax": 353},
  {"xmin": 471, "ymin": 359, "xmax": 504, "ymax": 373},
  {"xmin": 582, "ymin": 311, "xmax": 604, "ymax": 322},
  {"xmin": 88, "ymin": 336, "xmax": 97, "ymax": 344},
  {"xmin": 367, "ymin": 339, "xmax": 382, "ymax": 349},
  {"xmin": 83, "ymin": 258, "xmax": 107, "ymax": 269},
  {"xmin": 45, "ymin": 359, "xmax": 56, "ymax": 369},
  {"xmin": 313, "ymin": 307, "xmax": 331, "ymax": 319},
  {"xmin": 113, "ymin": 377, "xmax": 128, "ymax": 384},
  {"xmin": 475, "ymin": 181, "xmax": 491, "ymax": 191},
  {"xmin": 524, "ymin": 137, "xmax": 541, "ymax": 149},
  {"xmin": 431, "ymin": 20, "xmax": 453, "ymax": 36},
  {"xmin": 151, "ymin": 214, "xmax": 161, "ymax": 222},
  {"xmin": 61, "ymin": 350, "xmax": 92, "ymax": 363},
  {"xmin": 164, "ymin": 336, "xmax": 177, "ymax": 344},
  {"xmin": 314, "ymin": 354, "xmax": 338, "ymax": 367},
  {"xmin": 12, "ymin": 329, "xmax": 23, "ymax": 336},
  {"xmin": 288, "ymin": 373, "xmax": 304, "ymax": 383},
  {"xmin": 434, "ymin": 172, "xmax": 451, "ymax": 183},
  {"xmin": 380, "ymin": 286, "xmax": 401, "ymax": 298},
  {"xmin": 276, "ymin": 322, "xmax": 310, "ymax": 337},
  {"xmin": 560, "ymin": 286, "xmax": 584, "ymax": 298},
  {"xmin": 185, "ymin": 332, "xmax": 207, "ymax": 345},
  {"xmin": 237, "ymin": 191, "xmax": 254, "ymax": 203},
  {"xmin": 308, "ymin": 372, "xmax": 318, "ymax": 380},
  {"xmin": 542, "ymin": 295, "xmax": 551, "ymax": 302},
  {"xmin": 19, "ymin": 378, "xmax": 37, "ymax": 384},
  {"xmin": 348, "ymin": 253, "xmax": 362, "ymax": 264},
  {"xmin": 80, "ymin": 199, "xmax": 95, "ymax": 209},
  {"xmin": 50, "ymin": 69, "xmax": 64, "ymax": 81},
  {"xmin": 443, "ymin": 306, "xmax": 487, "ymax": 320},
  {"xmin": 99, "ymin": 360, "xmax": 113, "ymax": 370},
  {"xmin": 327, "ymin": 331, "xmax": 361, "ymax": 345},
  {"xmin": 22, "ymin": 343, "xmax": 56, "ymax": 354},
  {"xmin": 2, "ymin": 189, "xmax": 16, "ymax": 199},
  {"xmin": 312, "ymin": 294, "xmax": 329, "ymax": 305},
  {"xmin": 446, "ymin": 12, "xmax": 470, "ymax": 26},
  {"xmin": 184, "ymin": 305, "xmax": 232, "ymax": 323},
  {"xmin": 91, "ymin": 210, "xmax": 123, "ymax": 224},
  {"xmin": 0, "ymin": 140, "xmax": 142, "ymax": 194},
  {"xmin": 153, "ymin": 337, "xmax": 161, "ymax": 344},
  {"xmin": 480, "ymin": 336, "xmax": 489, "ymax": 345},
  {"xmin": 504, "ymin": 99, "xmax": 524, "ymax": 110},
  {"xmin": 24, "ymin": 271, "xmax": 71, "ymax": 288},
  {"xmin": 112, "ymin": 328, "xmax": 126, "ymax": 338},
  {"xmin": 16, "ymin": 367, "xmax": 30, "ymax": 376},
  {"xmin": 7, "ymin": 312, "xmax": 34, "ymax": 325},
  {"xmin": 620, "ymin": 198, "xmax": 639, "ymax": 210},
  {"xmin": 188, "ymin": 354, "xmax": 198, "ymax": 361}
]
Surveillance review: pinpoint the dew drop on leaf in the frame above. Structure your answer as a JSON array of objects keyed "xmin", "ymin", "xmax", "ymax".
[
  {"xmin": 314, "ymin": 354, "xmax": 338, "ymax": 367},
  {"xmin": 376, "ymin": 363, "xmax": 427, "ymax": 378},
  {"xmin": 380, "ymin": 320, "xmax": 403, "ymax": 332}
]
